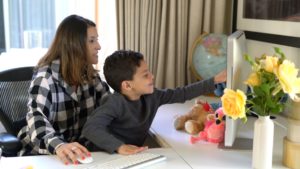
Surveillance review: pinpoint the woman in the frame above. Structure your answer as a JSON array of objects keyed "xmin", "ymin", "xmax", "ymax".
[{"xmin": 17, "ymin": 15, "xmax": 110, "ymax": 165}]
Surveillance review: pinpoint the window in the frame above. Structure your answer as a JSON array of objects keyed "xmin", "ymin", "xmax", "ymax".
[
  {"xmin": 0, "ymin": 0, "xmax": 5, "ymax": 53},
  {"xmin": 0, "ymin": 0, "xmax": 117, "ymax": 75},
  {"xmin": 5, "ymin": 0, "xmax": 55, "ymax": 49}
]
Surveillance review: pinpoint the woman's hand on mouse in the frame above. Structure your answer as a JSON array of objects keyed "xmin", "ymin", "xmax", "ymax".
[{"xmin": 55, "ymin": 142, "xmax": 91, "ymax": 165}]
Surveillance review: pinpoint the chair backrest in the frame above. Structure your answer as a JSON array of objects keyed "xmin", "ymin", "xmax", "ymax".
[{"xmin": 0, "ymin": 66, "xmax": 34, "ymax": 135}]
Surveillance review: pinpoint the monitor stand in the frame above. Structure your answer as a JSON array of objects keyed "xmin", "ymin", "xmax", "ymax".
[{"xmin": 218, "ymin": 138, "xmax": 253, "ymax": 150}]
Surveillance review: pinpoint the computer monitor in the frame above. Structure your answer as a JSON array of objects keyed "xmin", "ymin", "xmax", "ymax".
[{"xmin": 222, "ymin": 30, "xmax": 252, "ymax": 149}]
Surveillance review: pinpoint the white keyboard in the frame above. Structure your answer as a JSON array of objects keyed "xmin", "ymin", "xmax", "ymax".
[{"xmin": 84, "ymin": 153, "xmax": 167, "ymax": 169}]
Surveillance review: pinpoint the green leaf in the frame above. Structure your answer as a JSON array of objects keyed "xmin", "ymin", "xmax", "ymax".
[
  {"xmin": 244, "ymin": 54, "xmax": 256, "ymax": 66},
  {"xmin": 241, "ymin": 116, "xmax": 247, "ymax": 123},
  {"xmin": 274, "ymin": 47, "xmax": 286, "ymax": 60},
  {"xmin": 274, "ymin": 47, "xmax": 281, "ymax": 54},
  {"xmin": 266, "ymin": 97, "xmax": 277, "ymax": 108},
  {"xmin": 260, "ymin": 84, "xmax": 270, "ymax": 95},
  {"xmin": 253, "ymin": 104, "xmax": 265, "ymax": 116},
  {"xmin": 270, "ymin": 105, "xmax": 283, "ymax": 114},
  {"xmin": 252, "ymin": 97, "xmax": 263, "ymax": 106},
  {"xmin": 253, "ymin": 86, "xmax": 265, "ymax": 97}
]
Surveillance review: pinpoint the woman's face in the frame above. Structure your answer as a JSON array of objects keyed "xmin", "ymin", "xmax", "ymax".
[{"xmin": 86, "ymin": 26, "xmax": 101, "ymax": 64}]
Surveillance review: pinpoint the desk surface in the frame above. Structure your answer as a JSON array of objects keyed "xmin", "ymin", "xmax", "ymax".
[
  {"xmin": 1, "ymin": 96, "xmax": 289, "ymax": 169},
  {"xmin": 151, "ymin": 96, "xmax": 289, "ymax": 169},
  {"xmin": 0, "ymin": 148, "xmax": 191, "ymax": 169}
]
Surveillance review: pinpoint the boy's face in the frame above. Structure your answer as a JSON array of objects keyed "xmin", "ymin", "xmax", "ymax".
[{"xmin": 128, "ymin": 60, "xmax": 154, "ymax": 97}]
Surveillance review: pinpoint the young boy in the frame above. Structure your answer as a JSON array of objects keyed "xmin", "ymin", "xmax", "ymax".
[{"xmin": 82, "ymin": 50, "xmax": 226, "ymax": 155}]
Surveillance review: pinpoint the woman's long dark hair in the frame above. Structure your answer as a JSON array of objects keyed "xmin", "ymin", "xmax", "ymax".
[{"xmin": 37, "ymin": 15, "xmax": 98, "ymax": 85}]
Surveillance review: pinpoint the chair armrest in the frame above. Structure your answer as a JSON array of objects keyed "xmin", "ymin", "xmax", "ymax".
[{"xmin": 0, "ymin": 132, "xmax": 22, "ymax": 157}]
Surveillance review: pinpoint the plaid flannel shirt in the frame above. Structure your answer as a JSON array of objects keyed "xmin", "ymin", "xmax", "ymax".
[{"xmin": 17, "ymin": 59, "xmax": 110, "ymax": 155}]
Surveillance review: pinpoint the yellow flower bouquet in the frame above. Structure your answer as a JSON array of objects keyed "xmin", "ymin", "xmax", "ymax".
[{"xmin": 221, "ymin": 47, "xmax": 300, "ymax": 121}]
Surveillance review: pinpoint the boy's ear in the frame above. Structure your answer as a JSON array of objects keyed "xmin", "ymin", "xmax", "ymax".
[{"xmin": 121, "ymin": 81, "xmax": 132, "ymax": 91}]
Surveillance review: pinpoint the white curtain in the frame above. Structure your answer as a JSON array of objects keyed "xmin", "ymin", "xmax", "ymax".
[{"xmin": 116, "ymin": 0, "xmax": 232, "ymax": 88}]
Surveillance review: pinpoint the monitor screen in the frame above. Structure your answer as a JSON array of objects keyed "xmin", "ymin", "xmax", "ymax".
[{"xmin": 223, "ymin": 30, "xmax": 252, "ymax": 149}]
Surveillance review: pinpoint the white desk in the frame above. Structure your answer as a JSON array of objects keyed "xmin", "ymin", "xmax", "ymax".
[
  {"xmin": 151, "ymin": 96, "xmax": 289, "ymax": 169},
  {"xmin": 0, "ymin": 148, "xmax": 191, "ymax": 169},
  {"xmin": 0, "ymin": 96, "xmax": 290, "ymax": 169}
]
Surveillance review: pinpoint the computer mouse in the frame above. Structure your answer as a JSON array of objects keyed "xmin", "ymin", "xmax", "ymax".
[{"xmin": 77, "ymin": 156, "xmax": 94, "ymax": 164}]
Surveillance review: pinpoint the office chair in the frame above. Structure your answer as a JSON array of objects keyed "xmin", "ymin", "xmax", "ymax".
[{"xmin": 0, "ymin": 66, "xmax": 34, "ymax": 157}]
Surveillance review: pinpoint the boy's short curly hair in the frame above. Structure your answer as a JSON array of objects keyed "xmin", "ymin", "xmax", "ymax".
[{"xmin": 104, "ymin": 50, "xmax": 144, "ymax": 93}]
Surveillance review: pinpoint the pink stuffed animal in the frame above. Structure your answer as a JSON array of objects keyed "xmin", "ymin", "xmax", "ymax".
[{"xmin": 190, "ymin": 107, "xmax": 225, "ymax": 144}]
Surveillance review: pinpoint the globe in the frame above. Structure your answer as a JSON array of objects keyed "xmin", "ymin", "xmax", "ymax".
[{"xmin": 191, "ymin": 33, "xmax": 227, "ymax": 80}]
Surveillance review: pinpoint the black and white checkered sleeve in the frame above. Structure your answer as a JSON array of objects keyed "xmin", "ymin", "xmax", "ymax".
[{"xmin": 26, "ymin": 76, "xmax": 64, "ymax": 154}]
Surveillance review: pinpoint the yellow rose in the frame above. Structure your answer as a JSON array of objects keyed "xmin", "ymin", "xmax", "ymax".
[
  {"xmin": 260, "ymin": 56, "xmax": 279, "ymax": 73},
  {"xmin": 221, "ymin": 89, "xmax": 246, "ymax": 120},
  {"xmin": 244, "ymin": 72, "xmax": 260, "ymax": 87},
  {"xmin": 276, "ymin": 60, "xmax": 300, "ymax": 101}
]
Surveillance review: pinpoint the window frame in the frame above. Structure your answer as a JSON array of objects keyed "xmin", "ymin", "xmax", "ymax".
[
  {"xmin": 233, "ymin": 0, "xmax": 300, "ymax": 48},
  {"xmin": 0, "ymin": 0, "xmax": 5, "ymax": 53}
]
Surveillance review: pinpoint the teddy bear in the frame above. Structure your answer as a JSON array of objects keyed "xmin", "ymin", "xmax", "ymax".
[
  {"xmin": 174, "ymin": 99, "xmax": 214, "ymax": 135},
  {"xmin": 190, "ymin": 107, "xmax": 226, "ymax": 144}
]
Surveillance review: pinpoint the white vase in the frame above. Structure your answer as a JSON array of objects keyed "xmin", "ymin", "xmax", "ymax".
[{"xmin": 252, "ymin": 116, "xmax": 274, "ymax": 169}]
